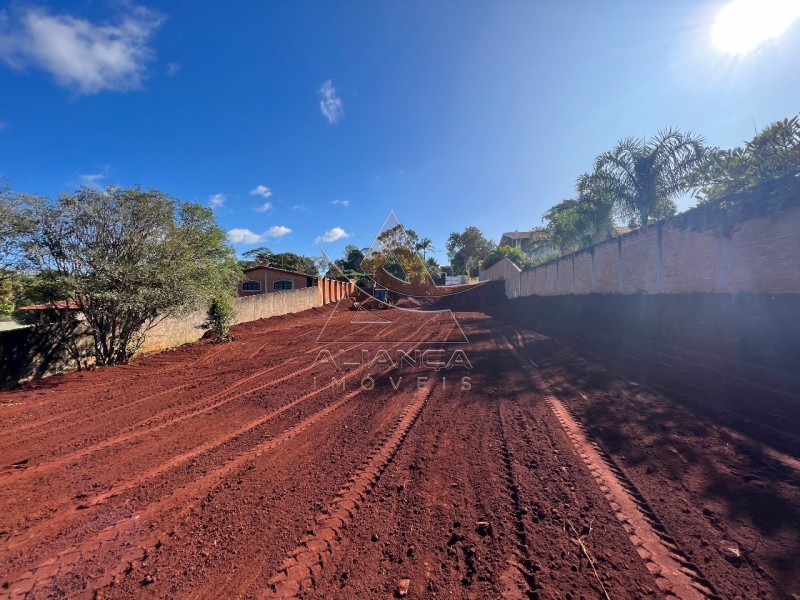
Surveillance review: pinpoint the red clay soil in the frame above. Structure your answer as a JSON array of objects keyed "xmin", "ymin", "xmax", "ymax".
[{"xmin": 0, "ymin": 300, "xmax": 798, "ymax": 599}]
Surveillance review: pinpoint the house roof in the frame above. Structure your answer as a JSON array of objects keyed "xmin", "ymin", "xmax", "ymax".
[
  {"xmin": 500, "ymin": 230, "xmax": 549, "ymax": 240},
  {"xmin": 19, "ymin": 300, "xmax": 80, "ymax": 311},
  {"xmin": 243, "ymin": 264, "xmax": 318, "ymax": 279}
]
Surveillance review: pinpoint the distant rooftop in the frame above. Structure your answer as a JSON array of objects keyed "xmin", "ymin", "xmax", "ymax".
[
  {"xmin": 500, "ymin": 230, "xmax": 549, "ymax": 240},
  {"xmin": 19, "ymin": 300, "xmax": 80, "ymax": 311}
]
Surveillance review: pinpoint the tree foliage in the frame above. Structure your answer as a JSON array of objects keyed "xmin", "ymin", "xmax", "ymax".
[
  {"xmin": 692, "ymin": 115, "xmax": 800, "ymax": 213},
  {"xmin": 594, "ymin": 129, "xmax": 705, "ymax": 227},
  {"xmin": 240, "ymin": 247, "xmax": 319, "ymax": 276},
  {"xmin": 446, "ymin": 226, "xmax": 495, "ymax": 277},
  {"xmin": 415, "ymin": 237, "xmax": 435, "ymax": 260},
  {"xmin": 240, "ymin": 246, "xmax": 273, "ymax": 267},
  {"xmin": 204, "ymin": 295, "xmax": 236, "ymax": 341},
  {"xmin": 483, "ymin": 245, "xmax": 529, "ymax": 270},
  {"xmin": 0, "ymin": 179, "xmax": 35, "ymax": 282},
  {"xmin": 27, "ymin": 186, "xmax": 240, "ymax": 365},
  {"xmin": 362, "ymin": 225, "xmax": 430, "ymax": 287}
]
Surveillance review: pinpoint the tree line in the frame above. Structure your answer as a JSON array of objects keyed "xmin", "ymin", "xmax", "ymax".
[
  {"xmin": 2, "ymin": 114, "xmax": 795, "ymax": 365},
  {"xmin": 1, "ymin": 186, "xmax": 240, "ymax": 365},
  {"xmin": 487, "ymin": 114, "xmax": 799, "ymax": 269}
]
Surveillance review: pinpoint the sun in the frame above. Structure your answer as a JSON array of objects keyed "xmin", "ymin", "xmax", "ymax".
[{"xmin": 711, "ymin": 0, "xmax": 800, "ymax": 54}]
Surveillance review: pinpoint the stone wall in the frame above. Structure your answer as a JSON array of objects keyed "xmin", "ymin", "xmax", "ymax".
[{"xmin": 481, "ymin": 202, "xmax": 800, "ymax": 298}]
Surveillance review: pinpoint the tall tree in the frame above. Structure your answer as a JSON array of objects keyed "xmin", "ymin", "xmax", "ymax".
[
  {"xmin": 362, "ymin": 225, "xmax": 430, "ymax": 286},
  {"xmin": 28, "ymin": 186, "xmax": 241, "ymax": 365},
  {"xmin": 241, "ymin": 246, "xmax": 274, "ymax": 267},
  {"xmin": 268, "ymin": 252, "xmax": 320, "ymax": 276},
  {"xmin": 0, "ymin": 179, "xmax": 35, "ymax": 282},
  {"xmin": 334, "ymin": 245, "xmax": 366, "ymax": 274},
  {"xmin": 415, "ymin": 237, "xmax": 435, "ymax": 260},
  {"xmin": 446, "ymin": 226, "xmax": 495, "ymax": 277},
  {"xmin": 594, "ymin": 129, "xmax": 706, "ymax": 227}
]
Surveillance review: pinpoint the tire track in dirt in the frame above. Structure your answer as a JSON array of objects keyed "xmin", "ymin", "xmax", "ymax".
[
  {"xmin": 494, "ymin": 400, "xmax": 542, "ymax": 598},
  {"xmin": 504, "ymin": 328, "xmax": 717, "ymax": 599},
  {"xmin": 0, "ymin": 341, "xmax": 287, "ymax": 442},
  {"xmin": 1, "ymin": 317, "xmax": 406, "ymax": 480},
  {"xmin": 1, "ymin": 318, "xmax": 439, "ymax": 594},
  {"xmin": 1, "ymin": 320, "xmax": 435, "ymax": 556},
  {"xmin": 0, "ymin": 310, "xmax": 324, "ymax": 422},
  {"xmin": 3, "ymin": 381, "xmax": 367, "ymax": 598},
  {"xmin": 0, "ymin": 356, "xmax": 314, "ymax": 481},
  {"xmin": 261, "ymin": 380, "xmax": 435, "ymax": 599}
]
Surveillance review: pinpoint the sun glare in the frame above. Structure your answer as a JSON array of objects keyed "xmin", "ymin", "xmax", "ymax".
[{"xmin": 711, "ymin": 0, "xmax": 800, "ymax": 54}]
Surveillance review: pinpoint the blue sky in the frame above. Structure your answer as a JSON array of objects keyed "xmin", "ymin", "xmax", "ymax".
[{"xmin": 1, "ymin": 1, "xmax": 799, "ymax": 263}]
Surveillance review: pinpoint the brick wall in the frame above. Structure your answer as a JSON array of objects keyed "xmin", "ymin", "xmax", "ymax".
[{"xmin": 481, "ymin": 201, "xmax": 800, "ymax": 298}]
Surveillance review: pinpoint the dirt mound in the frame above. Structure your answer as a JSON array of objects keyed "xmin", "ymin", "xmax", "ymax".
[
  {"xmin": 422, "ymin": 280, "xmax": 506, "ymax": 311},
  {"xmin": 393, "ymin": 296, "xmax": 422, "ymax": 309}
]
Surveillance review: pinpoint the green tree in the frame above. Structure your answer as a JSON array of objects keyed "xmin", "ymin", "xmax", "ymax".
[
  {"xmin": 0, "ymin": 280, "xmax": 18, "ymax": 317},
  {"xmin": 241, "ymin": 246, "xmax": 274, "ymax": 268},
  {"xmin": 446, "ymin": 226, "xmax": 495, "ymax": 277},
  {"xmin": 362, "ymin": 225, "xmax": 429, "ymax": 286},
  {"xmin": 594, "ymin": 129, "xmax": 706, "ymax": 227},
  {"xmin": 27, "ymin": 186, "xmax": 240, "ymax": 365},
  {"xmin": 483, "ymin": 245, "xmax": 528, "ymax": 270},
  {"xmin": 424, "ymin": 256, "xmax": 442, "ymax": 280},
  {"xmin": 693, "ymin": 115, "xmax": 800, "ymax": 211},
  {"xmin": 204, "ymin": 295, "xmax": 236, "ymax": 341},
  {"xmin": 0, "ymin": 179, "xmax": 35, "ymax": 282},
  {"xmin": 268, "ymin": 252, "xmax": 319, "ymax": 276},
  {"xmin": 335, "ymin": 245, "xmax": 365, "ymax": 273},
  {"xmin": 415, "ymin": 237, "xmax": 435, "ymax": 260}
]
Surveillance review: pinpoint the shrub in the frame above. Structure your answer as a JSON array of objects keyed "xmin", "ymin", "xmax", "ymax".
[{"xmin": 204, "ymin": 296, "xmax": 235, "ymax": 341}]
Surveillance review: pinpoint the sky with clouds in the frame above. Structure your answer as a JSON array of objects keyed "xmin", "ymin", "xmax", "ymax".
[{"xmin": 1, "ymin": 1, "xmax": 799, "ymax": 260}]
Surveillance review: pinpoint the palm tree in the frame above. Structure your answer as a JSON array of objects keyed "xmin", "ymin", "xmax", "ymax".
[
  {"xmin": 595, "ymin": 129, "xmax": 706, "ymax": 227},
  {"xmin": 415, "ymin": 237, "xmax": 435, "ymax": 260}
]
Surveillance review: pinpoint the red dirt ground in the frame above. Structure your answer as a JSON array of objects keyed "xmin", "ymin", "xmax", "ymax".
[{"xmin": 1, "ymin": 301, "xmax": 798, "ymax": 599}]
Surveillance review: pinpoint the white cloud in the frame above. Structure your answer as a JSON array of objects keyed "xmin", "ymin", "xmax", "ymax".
[
  {"xmin": 80, "ymin": 173, "xmax": 106, "ymax": 187},
  {"xmin": 0, "ymin": 4, "xmax": 164, "ymax": 94},
  {"xmin": 266, "ymin": 225, "xmax": 292, "ymax": 238},
  {"xmin": 0, "ymin": 120, "xmax": 6, "ymax": 131},
  {"xmin": 315, "ymin": 227, "xmax": 351, "ymax": 244},
  {"xmin": 249, "ymin": 184, "xmax": 272, "ymax": 198},
  {"xmin": 254, "ymin": 202, "xmax": 272, "ymax": 212},
  {"xmin": 166, "ymin": 62, "xmax": 180, "ymax": 76},
  {"xmin": 330, "ymin": 199, "xmax": 350, "ymax": 206},
  {"xmin": 208, "ymin": 193, "xmax": 226, "ymax": 209},
  {"xmin": 227, "ymin": 228, "xmax": 263, "ymax": 244},
  {"xmin": 227, "ymin": 226, "xmax": 292, "ymax": 245},
  {"xmin": 319, "ymin": 79, "xmax": 344, "ymax": 124},
  {"xmin": 78, "ymin": 164, "xmax": 111, "ymax": 188}
]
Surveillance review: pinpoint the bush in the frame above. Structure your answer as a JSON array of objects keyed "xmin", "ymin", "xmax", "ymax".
[
  {"xmin": 204, "ymin": 296, "xmax": 235, "ymax": 341},
  {"xmin": 483, "ymin": 245, "xmax": 528, "ymax": 270}
]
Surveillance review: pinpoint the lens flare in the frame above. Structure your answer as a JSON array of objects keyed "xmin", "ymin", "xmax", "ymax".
[{"xmin": 711, "ymin": 0, "xmax": 800, "ymax": 54}]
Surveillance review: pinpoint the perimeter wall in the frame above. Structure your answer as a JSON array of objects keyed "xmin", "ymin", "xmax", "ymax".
[
  {"xmin": 480, "ymin": 203, "xmax": 800, "ymax": 297},
  {"xmin": 0, "ymin": 279, "xmax": 355, "ymax": 387}
]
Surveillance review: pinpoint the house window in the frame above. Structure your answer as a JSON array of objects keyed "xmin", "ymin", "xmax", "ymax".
[
  {"xmin": 242, "ymin": 280, "xmax": 261, "ymax": 291},
  {"xmin": 273, "ymin": 280, "xmax": 293, "ymax": 291}
]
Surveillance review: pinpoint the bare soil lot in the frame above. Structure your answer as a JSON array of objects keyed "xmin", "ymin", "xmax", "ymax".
[{"xmin": 1, "ymin": 296, "xmax": 798, "ymax": 598}]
